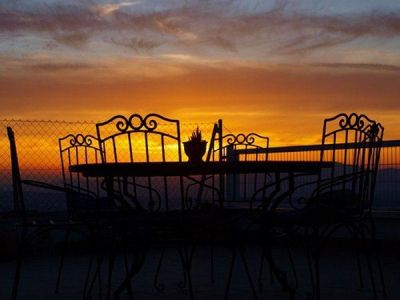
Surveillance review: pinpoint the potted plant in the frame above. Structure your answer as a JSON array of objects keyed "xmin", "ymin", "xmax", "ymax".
[{"xmin": 183, "ymin": 126, "xmax": 207, "ymax": 162}]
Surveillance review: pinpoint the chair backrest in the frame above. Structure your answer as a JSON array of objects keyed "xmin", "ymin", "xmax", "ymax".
[
  {"xmin": 7, "ymin": 127, "xmax": 25, "ymax": 217},
  {"xmin": 206, "ymin": 121, "xmax": 270, "ymax": 208},
  {"xmin": 96, "ymin": 113, "xmax": 184, "ymax": 211},
  {"xmin": 59, "ymin": 133, "xmax": 104, "ymax": 212},
  {"xmin": 318, "ymin": 112, "xmax": 384, "ymax": 211}
]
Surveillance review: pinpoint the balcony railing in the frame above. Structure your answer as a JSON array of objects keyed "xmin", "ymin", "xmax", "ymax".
[
  {"xmin": 0, "ymin": 119, "xmax": 399, "ymax": 212},
  {"xmin": 234, "ymin": 140, "xmax": 400, "ymax": 210}
]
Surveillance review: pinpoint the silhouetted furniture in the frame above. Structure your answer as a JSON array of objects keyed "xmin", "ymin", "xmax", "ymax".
[
  {"xmin": 96, "ymin": 113, "xmax": 185, "ymax": 211},
  {"xmin": 188, "ymin": 121, "xmax": 271, "ymax": 298},
  {"xmin": 70, "ymin": 160, "xmax": 331, "ymax": 299},
  {"xmin": 95, "ymin": 113, "xmax": 186, "ymax": 299},
  {"xmin": 57, "ymin": 133, "xmax": 108, "ymax": 297},
  {"xmin": 59, "ymin": 133, "xmax": 106, "ymax": 216},
  {"xmin": 254, "ymin": 113, "xmax": 385, "ymax": 299},
  {"xmin": 7, "ymin": 127, "xmax": 104, "ymax": 300},
  {"xmin": 206, "ymin": 122, "xmax": 270, "ymax": 209},
  {"xmin": 70, "ymin": 161, "xmax": 327, "ymax": 177}
]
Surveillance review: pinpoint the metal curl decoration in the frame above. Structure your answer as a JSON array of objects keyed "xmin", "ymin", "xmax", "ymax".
[
  {"xmin": 236, "ymin": 133, "xmax": 246, "ymax": 144},
  {"xmin": 224, "ymin": 133, "xmax": 267, "ymax": 146},
  {"xmin": 356, "ymin": 114, "xmax": 366, "ymax": 130},
  {"xmin": 75, "ymin": 134, "xmax": 85, "ymax": 145},
  {"xmin": 349, "ymin": 113, "xmax": 361, "ymax": 129},
  {"xmin": 337, "ymin": 113, "xmax": 349, "ymax": 129},
  {"xmin": 100, "ymin": 113, "xmax": 164, "ymax": 133},
  {"xmin": 83, "ymin": 135, "xmax": 94, "ymax": 146},
  {"xmin": 115, "ymin": 116, "xmax": 130, "ymax": 132},
  {"xmin": 67, "ymin": 134, "xmax": 95, "ymax": 147},
  {"xmin": 334, "ymin": 113, "xmax": 373, "ymax": 132},
  {"xmin": 128, "ymin": 114, "xmax": 145, "ymax": 130},
  {"xmin": 246, "ymin": 134, "xmax": 256, "ymax": 145},
  {"xmin": 67, "ymin": 134, "xmax": 77, "ymax": 147},
  {"xmin": 224, "ymin": 134, "xmax": 237, "ymax": 145},
  {"xmin": 143, "ymin": 114, "xmax": 159, "ymax": 131}
]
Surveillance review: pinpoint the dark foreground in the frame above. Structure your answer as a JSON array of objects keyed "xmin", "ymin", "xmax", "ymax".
[{"xmin": 0, "ymin": 239, "xmax": 398, "ymax": 300}]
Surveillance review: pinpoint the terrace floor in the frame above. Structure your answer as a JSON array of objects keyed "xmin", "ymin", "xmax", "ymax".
[{"xmin": 0, "ymin": 236, "xmax": 399, "ymax": 300}]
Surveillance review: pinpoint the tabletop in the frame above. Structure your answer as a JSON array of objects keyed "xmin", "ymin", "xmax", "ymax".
[{"xmin": 69, "ymin": 161, "xmax": 333, "ymax": 177}]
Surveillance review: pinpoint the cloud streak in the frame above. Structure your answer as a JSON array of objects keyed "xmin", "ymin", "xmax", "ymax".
[
  {"xmin": 110, "ymin": 37, "xmax": 163, "ymax": 52},
  {"xmin": 1, "ymin": 1, "xmax": 400, "ymax": 54}
]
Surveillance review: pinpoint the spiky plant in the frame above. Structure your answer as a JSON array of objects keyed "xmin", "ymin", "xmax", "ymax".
[{"xmin": 188, "ymin": 126, "xmax": 202, "ymax": 143}]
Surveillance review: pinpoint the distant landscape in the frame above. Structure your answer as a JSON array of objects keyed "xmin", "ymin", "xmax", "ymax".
[{"xmin": 1, "ymin": 167, "xmax": 399, "ymax": 212}]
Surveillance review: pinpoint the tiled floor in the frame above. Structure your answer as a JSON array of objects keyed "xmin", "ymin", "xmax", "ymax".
[{"xmin": 0, "ymin": 240, "xmax": 398, "ymax": 299}]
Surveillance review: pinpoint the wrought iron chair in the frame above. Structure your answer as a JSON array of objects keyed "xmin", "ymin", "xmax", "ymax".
[
  {"xmin": 59, "ymin": 133, "xmax": 105, "ymax": 217},
  {"xmin": 186, "ymin": 120, "xmax": 270, "ymax": 208},
  {"xmin": 7, "ymin": 127, "xmax": 108, "ymax": 299},
  {"xmin": 57, "ymin": 133, "xmax": 109, "ymax": 297},
  {"xmin": 95, "ymin": 113, "xmax": 187, "ymax": 299},
  {"xmin": 252, "ymin": 113, "xmax": 385, "ymax": 300},
  {"xmin": 7, "ymin": 127, "xmax": 106, "ymax": 299},
  {"xmin": 187, "ymin": 121, "xmax": 271, "ymax": 300},
  {"xmin": 220, "ymin": 133, "xmax": 271, "ymax": 300}
]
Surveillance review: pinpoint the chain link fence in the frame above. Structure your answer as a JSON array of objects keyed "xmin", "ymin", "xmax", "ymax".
[
  {"xmin": 0, "ymin": 119, "xmax": 216, "ymax": 212},
  {"xmin": 1, "ymin": 119, "xmax": 399, "ymax": 212}
]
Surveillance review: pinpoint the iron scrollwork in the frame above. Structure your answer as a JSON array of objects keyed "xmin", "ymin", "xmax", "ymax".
[
  {"xmin": 60, "ymin": 133, "xmax": 98, "ymax": 149},
  {"xmin": 328, "ymin": 112, "xmax": 383, "ymax": 138},
  {"xmin": 223, "ymin": 133, "xmax": 269, "ymax": 146},
  {"xmin": 99, "ymin": 113, "xmax": 180, "ymax": 134}
]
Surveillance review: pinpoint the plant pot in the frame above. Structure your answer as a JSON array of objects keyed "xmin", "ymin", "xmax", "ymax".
[{"xmin": 183, "ymin": 140, "xmax": 207, "ymax": 162}]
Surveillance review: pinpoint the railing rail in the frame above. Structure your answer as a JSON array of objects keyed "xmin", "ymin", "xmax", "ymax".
[
  {"xmin": 235, "ymin": 140, "xmax": 400, "ymax": 154},
  {"xmin": 231, "ymin": 139, "xmax": 400, "ymax": 210}
]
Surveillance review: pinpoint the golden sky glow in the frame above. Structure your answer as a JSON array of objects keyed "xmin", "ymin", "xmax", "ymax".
[{"xmin": 1, "ymin": 1, "xmax": 400, "ymax": 146}]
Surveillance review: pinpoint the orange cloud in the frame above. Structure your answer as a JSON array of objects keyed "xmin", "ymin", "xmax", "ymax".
[{"xmin": 1, "ymin": 58, "xmax": 399, "ymax": 144}]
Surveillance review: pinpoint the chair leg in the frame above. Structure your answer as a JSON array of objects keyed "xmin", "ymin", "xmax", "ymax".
[
  {"xmin": 365, "ymin": 246, "xmax": 378, "ymax": 300},
  {"xmin": 313, "ymin": 250, "xmax": 321, "ymax": 300},
  {"xmin": 106, "ymin": 252, "xmax": 116, "ymax": 300},
  {"xmin": 86, "ymin": 254, "xmax": 104, "ymax": 299},
  {"xmin": 257, "ymin": 247, "xmax": 265, "ymax": 289},
  {"xmin": 113, "ymin": 242, "xmax": 147, "ymax": 300},
  {"xmin": 286, "ymin": 243, "xmax": 298, "ymax": 291},
  {"xmin": 369, "ymin": 219, "xmax": 387, "ymax": 297},
  {"xmin": 153, "ymin": 247, "xmax": 166, "ymax": 292},
  {"xmin": 263, "ymin": 243, "xmax": 292, "ymax": 293},
  {"xmin": 374, "ymin": 247, "xmax": 387, "ymax": 297},
  {"xmin": 117, "ymin": 235, "xmax": 134, "ymax": 298},
  {"xmin": 98, "ymin": 256, "xmax": 103, "ymax": 300},
  {"xmin": 107, "ymin": 231, "xmax": 117, "ymax": 300},
  {"xmin": 123, "ymin": 244, "xmax": 133, "ymax": 298},
  {"xmin": 83, "ymin": 255, "xmax": 94, "ymax": 300},
  {"xmin": 12, "ymin": 226, "xmax": 28, "ymax": 300},
  {"xmin": 239, "ymin": 245, "xmax": 258, "ymax": 300},
  {"xmin": 210, "ymin": 243, "xmax": 215, "ymax": 284},
  {"xmin": 177, "ymin": 244, "xmax": 195, "ymax": 300},
  {"xmin": 224, "ymin": 246, "xmax": 236, "ymax": 300},
  {"xmin": 306, "ymin": 249, "xmax": 315, "ymax": 299},
  {"xmin": 55, "ymin": 229, "xmax": 71, "ymax": 294},
  {"xmin": 353, "ymin": 233, "xmax": 364, "ymax": 289},
  {"xmin": 358, "ymin": 226, "xmax": 378, "ymax": 300}
]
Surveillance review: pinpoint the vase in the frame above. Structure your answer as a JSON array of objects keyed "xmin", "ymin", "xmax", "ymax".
[{"xmin": 183, "ymin": 140, "xmax": 207, "ymax": 162}]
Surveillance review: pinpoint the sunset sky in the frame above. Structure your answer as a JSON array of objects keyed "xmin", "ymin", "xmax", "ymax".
[{"xmin": 1, "ymin": 0, "xmax": 400, "ymax": 145}]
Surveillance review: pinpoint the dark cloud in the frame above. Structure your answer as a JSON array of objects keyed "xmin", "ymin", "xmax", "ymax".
[
  {"xmin": 1, "ymin": 2, "xmax": 400, "ymax": 52},
  {"xmin": 276, "ymin": 33, "xmax": 355, "ymax": 54},
  {"xmin": 311, "ymin": 63, "xmax": 400, "ymax": 72},
  {"xmin": 28, "ymin": 62, "xmax": 102, "ymax": 72},
  {"xmin": 53, "ymin": 32, "xmax": 90, "ymax": 48},
  {"xmin": 204, "ymin": 36, "xmax": 237, "ymax": 52},
  {"xmin": 110, "ymin": 37, "xmax": 162, "ymax": 52},
  {"xmin": 0, "ymin": 4, "xmax": 100, "ymax": 32}
]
